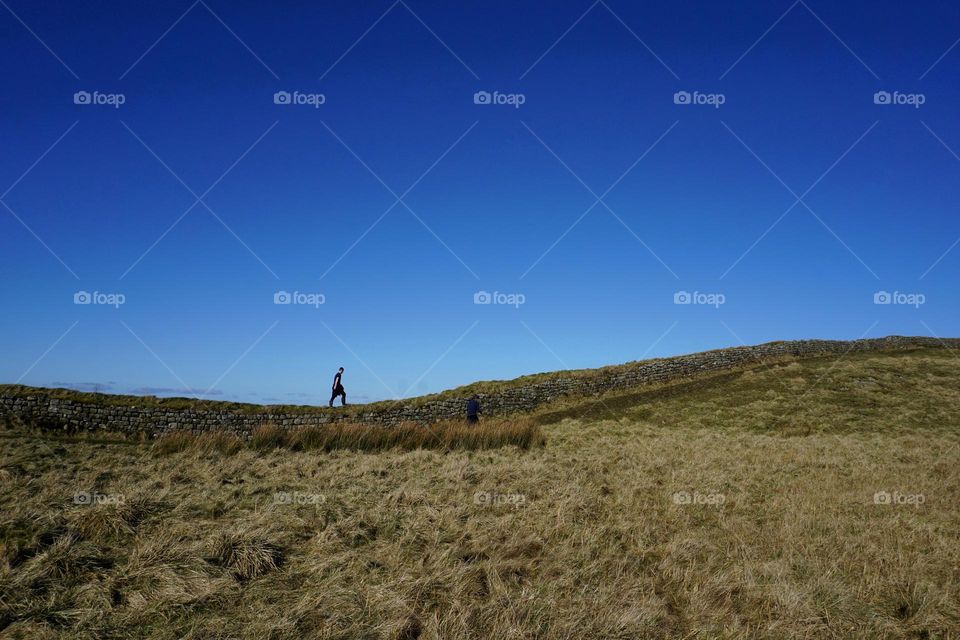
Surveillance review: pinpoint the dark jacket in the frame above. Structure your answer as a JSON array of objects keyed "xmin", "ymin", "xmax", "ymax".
[{"xmin": 466, "ymin": 398, "xmax": 480, "ymax": 418}]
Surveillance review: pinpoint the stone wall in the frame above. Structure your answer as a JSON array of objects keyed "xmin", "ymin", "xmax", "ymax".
[{"xmin": 2, "ymin": 336, "xmax": 956, "ymax": 438}]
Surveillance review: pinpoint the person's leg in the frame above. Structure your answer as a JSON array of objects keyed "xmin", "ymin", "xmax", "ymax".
[
  {"xmin": 329, "ymin": 389, "xmax": 336, "ymax": 407},
  {"xmin": 340, "ymin": 389, "xmax": 347, "ymax": 406}
]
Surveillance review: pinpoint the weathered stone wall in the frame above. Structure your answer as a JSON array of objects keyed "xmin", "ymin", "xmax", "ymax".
[{"xmin": 2, "ymin": 336, "xmax": 956, "ymax": 438}]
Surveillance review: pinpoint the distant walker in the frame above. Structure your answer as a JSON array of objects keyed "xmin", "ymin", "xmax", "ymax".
[
  {"xmin": 466, "ymin": 395, "xmax": 481, "ymax": 424},
  {"xmin": 329, "ymin": 367, "xmax": 347, "ymax": 407}
]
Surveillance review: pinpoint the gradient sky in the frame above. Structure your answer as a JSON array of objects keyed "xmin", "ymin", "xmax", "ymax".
[{"xmin": 1, "ymin": 0, "xmax": 958, "ymax": 404}]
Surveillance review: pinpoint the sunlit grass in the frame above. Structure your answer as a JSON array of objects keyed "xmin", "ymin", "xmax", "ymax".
[
  {"xmin": 1, "ymin": 348, "xmax": 958, "ymax": 638},
  {"xmin": 151, "ymin": 418, "xmax": 545, "ymax": 455}
]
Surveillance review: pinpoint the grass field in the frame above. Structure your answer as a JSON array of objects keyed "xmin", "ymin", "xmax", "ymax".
[{"xmin": 1, "ymin": 347, "xmax": 958, "ymax": 638}]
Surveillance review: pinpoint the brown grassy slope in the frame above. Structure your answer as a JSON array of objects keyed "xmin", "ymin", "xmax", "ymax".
[{"xmin": 0, "ymin": 348, "xmax": 958, "ymax": 639}]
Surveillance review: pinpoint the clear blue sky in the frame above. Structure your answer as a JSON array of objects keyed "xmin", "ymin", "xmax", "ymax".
[{"xmin": 1, "ymin": 0, "xmax": 958, "ymax": 404}]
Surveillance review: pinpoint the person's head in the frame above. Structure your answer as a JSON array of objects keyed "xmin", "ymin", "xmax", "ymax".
[
  {"xmin": 338, "ymin": 367, "xmax": 344, "ymax": 373},
  {"xmin": 470, "ymin": 394, "xmax": 478, "ymax": 401}
]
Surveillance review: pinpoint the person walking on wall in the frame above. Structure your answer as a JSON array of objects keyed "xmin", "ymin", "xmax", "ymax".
[{"xmin": 329, "ymin": 367, "xmax": 347, "ymax": 407}]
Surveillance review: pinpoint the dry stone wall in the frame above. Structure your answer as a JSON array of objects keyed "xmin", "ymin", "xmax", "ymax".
[{"xmin": 2, "ymin": 336, "xmax": 956, "ymax": 438}]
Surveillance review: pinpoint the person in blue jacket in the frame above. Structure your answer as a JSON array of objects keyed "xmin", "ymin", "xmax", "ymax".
[{"xmin": 466, "ymin": 395, "xmax": 481, "ymax": 424}]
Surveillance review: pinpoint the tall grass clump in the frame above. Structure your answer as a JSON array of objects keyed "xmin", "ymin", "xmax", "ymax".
[
  {"xmin": 153, "ymin": 419, "xmax": 544, "ymax": 455},
  {"xmin": 209, "ymin": 527, "xmax": 284, "ymax": 582},
  {"xmin": 152, "ymin": 431, "xmax": 196, "ymax": 455},
  {"xmin": 249, "ymin": 424, "xmax": 286, "ymax": 451},
  {"xmin": 285, "ymin": 417, "xmax": 544, "ymax": 452},
  {"xmin": 152, "ymin": 430, "xmax": 243, "ymax": 456}
]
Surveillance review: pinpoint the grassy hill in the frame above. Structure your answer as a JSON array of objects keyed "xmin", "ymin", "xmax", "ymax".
[
  {"xmin": 1, "ymin": 347, "xmax": 958, "ymax": 638},
  {"xmin": 0, "ymin": 336, "xmax": 944, "ymax": 416}
]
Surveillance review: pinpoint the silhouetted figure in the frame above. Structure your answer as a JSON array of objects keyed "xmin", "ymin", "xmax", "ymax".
[
  {"xmin": 466, "ymin": 395, "xmax": 481, "ymax": 424},
  {"xmin": 329, "ymin": 367, "xmax": 346, "ymax": 407}
]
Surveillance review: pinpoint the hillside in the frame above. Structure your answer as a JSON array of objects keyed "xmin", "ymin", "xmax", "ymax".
[
  {"xmin": 1, "ymin": 347, "xmax": 958, "ymax": 638},
  {"xmin": 3, "ymin": 336, "xmax": 959, "ymax": 438}
]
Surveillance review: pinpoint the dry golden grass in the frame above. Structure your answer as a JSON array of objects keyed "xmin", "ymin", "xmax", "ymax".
[
  {"xmin": 154, "ymin": 418, "xmax": 545, "ymax": 456},
  {"xmin": 0, "ymin": 348, "xmax": 958, "ymax": 638},
  {"xmin": 209, "ymin": 526, "xmax": 284, "ymax": 582},
  {"xmin": 152, "ymin": 430, "xmax": 243, "ymax": 456}
]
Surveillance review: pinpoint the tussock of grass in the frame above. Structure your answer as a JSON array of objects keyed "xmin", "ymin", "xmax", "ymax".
[
  {"xmin": 153, "ymin": 418, "xmax": 545, "ymax": 455},
  {"xmin": 209, "ymin": 527, "xmax": 283, "ymax": 582},
  {"xmin": 150, "ymin": 431, "xmax": 195, "ymax": 455},
  {"xmin": 66, "ymin": 497, "xmax": 160, "ymax": 541},
  {"xmin": 199, "ymin": 431, "xmax": 244, "ymax": 455},
  {"xmin": 283, "ymin": 419, "xmax": 545, "ymax": 452},
  {"xmin": 152, "ymin": 430, "xmax": 245, "ymax": 456},
  {"xmin": 111, "ymin": 533, "xmax": 232, "ymax": 611},
  {"xmin": 249, "ymin": 424, "xmax": 286, "ymax": 451}
]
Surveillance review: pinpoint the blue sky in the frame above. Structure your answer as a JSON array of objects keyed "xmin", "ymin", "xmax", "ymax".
[{"xmin": 1, "ymin": 0, "xmax": 958, "ymax": 404}]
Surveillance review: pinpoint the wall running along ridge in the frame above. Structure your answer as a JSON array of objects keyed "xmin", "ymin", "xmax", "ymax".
[{"xmin": 1, "ymin": 336, "xmax": 957, "ymax": 438}]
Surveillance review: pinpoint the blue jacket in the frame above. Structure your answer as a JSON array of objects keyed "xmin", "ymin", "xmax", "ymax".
[{"xmin": 466, "ymin": 399, "xmax": 480, "ymax": 417}]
